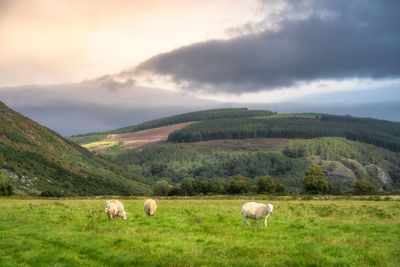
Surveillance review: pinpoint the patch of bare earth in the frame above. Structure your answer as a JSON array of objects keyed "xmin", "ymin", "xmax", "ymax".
[{"xmin": 108, "ymin": 121, "xmax": 197, "ymax": 150}]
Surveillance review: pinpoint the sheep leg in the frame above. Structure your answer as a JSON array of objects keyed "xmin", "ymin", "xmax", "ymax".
[
  {"xmin": 242, "ymin": 216, "xmax": 251, "ymax": 226},
  {"xmin": 256, "ymin": 219, "xmax": 259, "ymax": 227},
  {"xmin": 264, "ymin": 213, "xmax": 270, "ymax": 227}
]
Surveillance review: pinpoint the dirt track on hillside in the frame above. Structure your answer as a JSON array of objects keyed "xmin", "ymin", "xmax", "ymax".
[{"xmin": 108, "ymin": 121, "xmax": 197, "ymax": 150}]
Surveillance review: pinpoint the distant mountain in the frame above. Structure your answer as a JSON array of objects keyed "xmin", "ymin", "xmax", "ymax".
[
  {"xmin": 70, "ymin": 108, "xmax": 400, "ymax": 192},
  {"xmin": 1, "ymin": 81, "xmax": 399, "ymax": 137},
  {"xmin": 0, "ymin": 101, "xmax": 151, "ymax": 196},
  {"xmin": 0, "ymin": 81, "xmax": 219, "ymax": 136}
]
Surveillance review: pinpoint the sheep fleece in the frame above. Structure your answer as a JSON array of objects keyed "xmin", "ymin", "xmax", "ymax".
[
  {"xmin": 105, "ymin": 200, "xmax": 127, "ymax": 219},
  {"xmin": 144, "ymin": 199, "xmax": 157, "ymax": 216}
]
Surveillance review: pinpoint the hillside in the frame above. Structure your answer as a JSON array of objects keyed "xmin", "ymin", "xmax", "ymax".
[
  {"xmin": 0, "ymin": 101, "xmax": 151, "ymax": 196},
  {"xmin": 101, "ymin": 137, "xmax": 400, "ymax": 192},
  {"xmin": 168, "ymin": 115, "xmax": 400, "ymax": 152},
  {"xmin": 83, "ymin": 122, "xmax": 196, "ymax": 151},
  {"xmin": 69, "ymin": 108, "xmax": 400, "ymax": 193},
  {"xmin": 70, "ymin": 108, "xmax": 274, "ymax": 144}
]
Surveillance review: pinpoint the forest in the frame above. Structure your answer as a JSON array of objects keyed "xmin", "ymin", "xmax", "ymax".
[
  {"xmin": 168, "ymin": 115, "xmax": 400, "ymax": 152},
  {"xmin": 70, "ymin": 108, "xmax": 274, "ymax": 144},
  {"xmin": 102, "ymin": 137, "xmax": 400, "ymax": 195}
]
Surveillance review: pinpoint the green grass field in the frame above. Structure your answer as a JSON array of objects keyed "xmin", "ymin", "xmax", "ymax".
[{"xmin": 0, "ymin": 198, "xmax": 399, "ymax": 266}]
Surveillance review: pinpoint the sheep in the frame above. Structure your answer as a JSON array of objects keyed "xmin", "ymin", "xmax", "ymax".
[
  {"xmin": 105, "ymin": 199, "xmax": 128, "ymax": 220},
  {"xmin": 144, "ymin": 199, "xmax": 157, "ymax": 216},
  {"xmin": 241, "ymin": 202, "xmax": 274, "ymax": 227}
]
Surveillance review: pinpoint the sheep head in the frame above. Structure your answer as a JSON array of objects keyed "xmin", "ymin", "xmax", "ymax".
[
  {"xmin": 121, "ymin": 211, "xmax": 128, "ymax": 220},
  {"xmin": 267, "ymin": 204, "xmax": 274, "ymax": 214}
]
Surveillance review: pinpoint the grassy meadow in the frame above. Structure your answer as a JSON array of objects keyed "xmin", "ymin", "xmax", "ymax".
[{"xmin": 0, "ymin": 198, "xmax": 399, "ymax": 266}]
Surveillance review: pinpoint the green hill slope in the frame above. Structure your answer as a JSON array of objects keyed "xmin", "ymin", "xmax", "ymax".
[
  {"xmin": 68, "ymin": 108, "xmax": 400, "ymax": 193},
  {"xmin": 168, "ymin": 115, "xmax": 400, "ymax": 152},
  {"xmin": 0, "ymin": 101, "xmax": 151, "ymax": 196},
  {"xmin": 70, "ymin": 108, "xmax": 274, "ymax": 144},
  {"xmin": 102, "ymin": 137, "xmax": 400, "ymax": 192}
]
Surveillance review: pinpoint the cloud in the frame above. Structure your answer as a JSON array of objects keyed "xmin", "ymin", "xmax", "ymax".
[
  {"xmin": 131, "ymin": 0, "xmax": 400, "ymax": 94},
  {"xmin": 83, "ymin": 75, "xmax": 136, "ymax": 92},
  {"xmin": 0, "ymin": 83, "xmax": 219, "ymax": 136}
]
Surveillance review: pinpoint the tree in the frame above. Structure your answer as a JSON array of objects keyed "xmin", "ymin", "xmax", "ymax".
[
  {"xmin": 193, "ymin": 178, "xmax": 210, "ymax": 195},
  {"xmin": 0, "ymin": 172, "xmax": 13, "ymax": 196},
  {"xmin": 180, "ymin": 178, "xmax": 194, "ymax": 196},
  {"xmin": 153, "ymin": 180, "xmax": 170, "ymax": 196},
  {"xmin": 168, "ymin": 185, "xmax": 182, "ymax": 196},
  {"xmin": 227, "ymin": 174, "xmax": 252, "ymax": 194},
  {"xmin": 353, "ymin": 180, "xmax": 376, "ymax": 195},
  {"xmin": 208, "ymin": 179, "xmax": 228, "ymax": 195},
  {"xmin": 256, "ymin": 175, "xmax": 285, "ymax": 194},
  {"xmin": 302, "ymin": 164, "xmax": 330, "ymax": 194}
]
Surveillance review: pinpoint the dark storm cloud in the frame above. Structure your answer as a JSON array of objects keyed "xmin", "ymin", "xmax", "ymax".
[{"xmin": 132, "ymin": 0, "xmax": 400, "ymax": 94}]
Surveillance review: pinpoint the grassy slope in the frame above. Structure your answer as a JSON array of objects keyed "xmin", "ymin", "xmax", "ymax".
[
  {"xmin": 102, "ymin": 137, "xmax": 400, "ymax": 191},
  {"xmin": 168, "ymin": 116, "xmax": 400, "ymax": 152},
  {"xmin": 66, "ymin": 108, "xmax": 400, "ymax": 192},
  {"xmin": 0, "ymin": 198, "xmax": 399, "ymax": 266},
  {"xmin": 0, "ymin": 101, "xmax": 151, "ymax": 196},
  {"xmin": 69, "ymin": 108, "xmax": 275, "ymax": 144}
]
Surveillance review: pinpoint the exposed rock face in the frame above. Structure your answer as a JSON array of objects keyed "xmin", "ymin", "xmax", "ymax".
[
  {"xmin": 369, "ymin": 165, "xmax": 392, "ymax": 185},
  {"xmin": 1, "ymin": 168, "xmax": 39, "ymax": 194}
]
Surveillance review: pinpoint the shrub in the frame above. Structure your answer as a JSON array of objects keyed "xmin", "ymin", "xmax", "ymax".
[
  {"xmin": 302, "ymin": 164, "xmax": 330, "ymax": 194},
  {"xmin": 227, "ymin": 174, "xmax": 252, "ymax": 194},
  {"xmin": 40, "ymin": 190, "xmax": 63, "ymax": 197},
  {"xmin": 353, "ymin": 180, "xmax": 376, "ymax": 195},
  {"xmin": 153, "ymin": 180, "xmax": 171, "ymax": 196},
  {"xmin": 256, "ymin": 175, "xmax": 285, "ymax": 194},
  {"xmin": 0, "ymin": 172, "xmax": 13, "ymax": 196}
]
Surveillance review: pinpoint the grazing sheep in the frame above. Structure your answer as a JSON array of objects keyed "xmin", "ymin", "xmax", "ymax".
[
  {"xmin": 241, "ymin": 202, "xmax": 274, "ymax": 227},
  {"xmin": 105, "ymin": 200, "xmax": 128, "ymax": 220},
  {"xmin": 144, "ymin": 199, "xmax": 157, "ymax": 216}
]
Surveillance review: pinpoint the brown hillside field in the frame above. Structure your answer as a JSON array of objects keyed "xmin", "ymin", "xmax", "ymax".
[{"xmin": 107, "ymin": 121, "xmax": 197, "ymax": 150}]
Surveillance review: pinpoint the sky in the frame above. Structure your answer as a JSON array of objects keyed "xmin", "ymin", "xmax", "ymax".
[{"xmin": 0, "ymin": 0, "xmax": 399, "ymax": 135}]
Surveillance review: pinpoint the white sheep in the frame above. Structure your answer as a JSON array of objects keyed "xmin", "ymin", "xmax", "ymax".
[
  {"xmin": 143, "ymin": 199, "xmax": 157, "ymax": 216},
  {"xmin": 105, "ymin": 199, "xmax": 128, "ymax": 220},
  {"xmin": 241, "ymin": 202, "xmax": 274, "ymax": 227}
]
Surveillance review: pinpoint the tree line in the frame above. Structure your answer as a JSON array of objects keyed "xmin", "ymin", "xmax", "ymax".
[
  {"xmin": 107, "ymin": 108, "xmax": 274, "ymax": 134},
  {"xmin": 152, "ymin": 164, "xmax": 378, "ymax": 196},
  {"xmin": 153, "ymin": 174, "xmax": 286, "ymax": 196},
  {"xmin": 168, "ymin": 116, "xmax": 400, "ymax": 152}
]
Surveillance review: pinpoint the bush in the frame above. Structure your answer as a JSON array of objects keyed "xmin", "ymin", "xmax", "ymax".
[
  {"xmin": 329, "ymin": 185, "xmax": 343, "ymax": 195},
  {"xmin": 227, "ymin": 174, "xmax": 252, "ymax": 194},
  {"xmin": 302, "ymin": 164, "xmax": 330, "ymax": 194},
  {"xmin": 40, "ymin": 190, "xmax": 63, "ymax": 197},
  {"xmin": 256, "ymin": 175, "xmax": 285, "ymax": 194},
  {"xmin": 0, "ymin": 172, "xmax": 13, "ymax": 196},
  {"xmin": 168, "ymin": 185, "xmax": 182, "ymax": 196},
  {"xmin": 353, "ymin": 180, "xmax": 376, "ymax": 195},
  {"xmin": 153, "ymin": 180, "xmax": 171, "ymax": 196}
]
